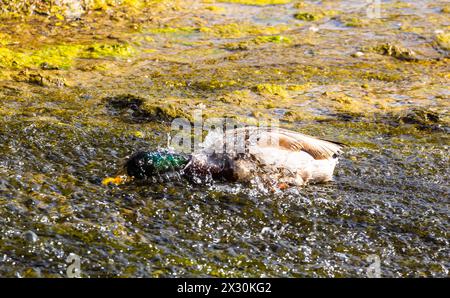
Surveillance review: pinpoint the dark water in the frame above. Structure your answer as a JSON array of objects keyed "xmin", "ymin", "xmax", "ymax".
[{"xmin": 0, "ymin": 117, "xmax": 448, "ymax": 277}]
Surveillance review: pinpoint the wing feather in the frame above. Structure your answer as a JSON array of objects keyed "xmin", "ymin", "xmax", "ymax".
[{"xmin": 224, "ymin": 126, "xmax": 344, "ymax": 160}]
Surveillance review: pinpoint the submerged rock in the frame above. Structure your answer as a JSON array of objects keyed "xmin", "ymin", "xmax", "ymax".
[
  {"xmin": 293, "ymin": 9, "xmax": 337, "ymax": 22},
  {"xmin": 399, "ymin": 108, "xmax": 440, "ymax": 126},
  {"xmin": 0, "ymin": 0, "xmax": 147, "ymax": 19},
  {"xmin": 370, "ymin": 43, "xmax": 418, "ymax": 61},
  {"xmin": 105, "ymin": 94, "xmax": 190, "ymax": 123},
  {"xmin": 378, "ymin": 108, "xmax": 448, "ymax": 132},
  {"xmin": 105, "ymin": 94, "xmax": 144, "ymax": 109},
  {"xmin": 105, "ymin": 94, "xmax": 149, "ymax": 123},
  {"xmin": 435, "ymin": 32, "xmax": 450, "ymax": 51},
  {"xmin": 22, "ymin": 230, "xmax": 38, "ymax": 243},
  {"xmin": 13, "ymin": 71, "xmax": 66, "ymax": 87},
  {"xmin": 294, "ymin": 12, "xmax": 321, "ymax": 22}
]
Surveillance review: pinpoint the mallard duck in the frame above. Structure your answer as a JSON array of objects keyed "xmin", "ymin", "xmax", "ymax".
[{"xmin": 105, "ymin": 126, "xmax": 344, "ymax": 189}]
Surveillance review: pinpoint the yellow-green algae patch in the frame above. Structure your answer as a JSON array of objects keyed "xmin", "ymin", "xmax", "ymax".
[
  {"xmin": 294, "ymin": 9, "xmax": 338, "ymax": 22},
  {"xmin": 435, "ymin": 32, "xmax": 450, "ymax": 51},
  {"xmin": 294, "ymin": 12, "xmax": 321, "ymax": 21},
  {"xmin": 141, "ymin": 100, "xmax": 193, "ymax": 122},
  {"xmin": 0, "ymin": 33, "xmax": 12, "ymax": 46},
  {"xmin": 222, "ymin": 35, "xmax": 291, "ymax": 51},
  {"xmin": 12, "ymin": 70, "xmax": 67, "ymax": 87},
  {"xmin": 81, "ymin": 43, "xmax": 136, "ymax": 59},
  {"xmin": 219, "ymin": 89, "xmax": 255, "ymax": 104},
  {"xmin": 254, "ymin": 35, "xmax": 291, "ymax": 44},
  {"xmin": 0, "ymin": 43, "xmax": 135, "ymax": 70},
  {"xmin": 0, "ymin": 0, "xmax": 154, "ymax": 18},
  {"xmin": 217, "ymin": 0, "xmax": 292, "ymax": 5},
  {"xmin": 146, "ymin": 26, "xmax": 199, "ymax": 35},
  {"xmin": 85, "ymin": 0, "xmax": 149, "ymax": 10},
  {"xmin": 147, "ymin": 23, "xmax": 291, "ymax": 39},
  {"xmin": 205, "ymin": 6, "xmax": 226, "ymax": 13},
  {"xmin": 199, "ymin": 23, "xmax": 290, "ymax": 38},
  {"xmin": 252, "ymin": 83, "xmax": 288, "ymax": 98},
  {"xmin": 342, "ymin": 17, "xmax": 364, "ymax": 27},
  {"xmin": 368, "ymin": 43, "xmax": 418, "ymax": 61}
]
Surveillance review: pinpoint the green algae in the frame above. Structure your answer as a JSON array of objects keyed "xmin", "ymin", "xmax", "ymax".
[
  {"xmin": 219, "ymin": 89, "xmax": 254, "ymax": 105},
  {"xmin": 369, "ymin": 43, "xmax": 418, "ymax": 62},
  {"xmin": 252, "ymin": 83, "xmax": 288, "ymax": 98},
  {"xmin": 0, "ymin": 43, "xmax": 135, "ymax": 70},
  {"xmin": 147, "ymin": 26, "xmax": 199, "ymax": 35},
  {"xmin": 148, "ymin": 23, "xmax": 290, "ymax": 39},
  {"xmin": 222, "ymin": 41, "xmax": 250, "ymax": 51},
  {"xmin": 86, "ymin": 0, "xmax": 149, "ymax": 10},
  {"xmin": 342, "ymin": 17, "xmax": 364, "ymax": 28},
  {"xmin": 0, "ymin": 0, "xmax": 154, "ymax": 18},
  {"xmin": 141, "ymin": 102, "xmax": 192, "ymax": 122},
  {"xmin": 0, "ymin": 33, "xmax": 11, "ymax": 46},
  {"xmin": 200, "ymin": 23, "xmax": 289, "ymax": 38},
  {"xmin": 222, "ymin": 35, "xmax": 291, "ymax": 51},
  {"xmin": 294, "ymin": 9, "xmax": 337, "ymax": 22},
  {"xmin": 254, "ymin": 35, "xmax": 291, "ymax": 44},
  {"xmin": 294, "ymin": 12, "xmax": 321, "ymax": 22},
  {"xmin": 12, "ymin": 70, "xmax": 67, "ymax": 87},
  {"xmin": 435, "ymin": 32, "xmax": 450, "ymax": 51},
  {"xmin": 82, "ymin": 43, "xmax": 136, "ymax": 59},
  {"xmin": 282, "ymin": 110, "xmax": 320, "ymax": 123},
  {"xmin": 218, "ymin": 0, "xmax": 292, "ymax": 5},
  {"xmin": 205, "ymin": 5, "xmax": 226, "ymax": 13}
]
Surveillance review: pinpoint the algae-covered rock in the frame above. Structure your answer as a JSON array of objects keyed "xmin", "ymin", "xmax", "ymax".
[
  {"xmin": 106, "ymin": 94, "xmax": 144, "ymax": 109},
  {"xmin": 341, "ymin": 17, "xmax": 364, "ymax": 27},
  {"xmin": 253, "ymin": 35, "xmax": 291, "ymax": 44},
  {"xmin": 199, "ymin": 23, "xmax": 289, "ymax": 39},
  {"xmin": 222, "ymin": 35, "xmax": 290, "ymax": 51},
  {"xmin": 370, "ymin": 43, "xmax": 418, "ymax": 61},
  {"xmin": 294, "ymin": 12, "xmax": 321, "ymax": 22},
  {"xmin": 252, "ymin": 83, "xmax": 288, "ymax": 98},
  {"xmin": 0, "ymin": 0, "xmax": 84, "ymax": 18},
  {"xmin": 13, "ymin": 70, "xmax": 66, "ymax": 87},
  {"xmin": 282, "ymin": 110, "xmax": 306, "ymax": 123},
  {"xmin": 0, "ymin": 43, "xmax": 135, "ymax": 70},
  {"xmin": 222, "ymin": 41, "xmax": 250, "ymax": 51},
  {"xmin": 399, "ymin": 108, "xmax": 441, "ymax": 126},
  {"xmin": 141, "ymin": 102, "xmax": 191, "ymax": 122},
  {"xmin": 218, "ymin": 0, "xmax": 292, "ymax": 5},
  {"xmin": 294, "ymin": 9, "xmax": 337, "ymax": 22},
  {"xmin": 378, "ymin": 107, "xmax": 448, "ymax": 132},
  {"xmin": 0, "ymin": 0, "xmax": 148, "ymax": 18},
  {"xmin": 435, "ymin": 32, "xmax": 450, "ymax": 51},
  {"xmin": 190, "ymin": 79, "xmax": 238, "ymax": 92},
  {"xmin": 0, "ymin": 33, "xmax": 12, "ymax": 46},
  {"xmin": 82, "ymin": 43, "xmax": 136, "ymax": 59},
  {"xmin": 105, "ymin": 94, "xmax": 149, "ymax": 123},
  {"xmin": 105, "ymin": 94, "xmax": 191, "ymax": 123},
  {"xmin": 219, "ymin": 89, "xmax": 255, "ymax": 105}
]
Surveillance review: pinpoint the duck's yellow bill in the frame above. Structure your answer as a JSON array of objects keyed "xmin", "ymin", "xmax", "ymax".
[{"xmin": 102, "ymin": 175, "xmax": 128, "ymax": 186}]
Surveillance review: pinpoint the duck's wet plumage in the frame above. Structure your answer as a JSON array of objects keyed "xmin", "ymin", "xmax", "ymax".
[
  {"xmin": 125, "ymin": 126, "xmax": 344, "ymax": 188},
  {"xmin": 125, "ymin": 151, "xmax": 189, "ymax": 179},
  {"xmin": 189, "ymin": 126, "xmax": 344, "ymax": 187}
]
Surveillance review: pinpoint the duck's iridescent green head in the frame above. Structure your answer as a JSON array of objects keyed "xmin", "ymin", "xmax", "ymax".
[{"xmin": 125, "ymin": 150, "xmax": 190, "ymax": 179}]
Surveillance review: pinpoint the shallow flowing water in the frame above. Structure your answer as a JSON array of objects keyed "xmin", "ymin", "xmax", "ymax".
[{"xmin": 0, "ymin": 0, "xmax": 448, "ymax": 277}]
